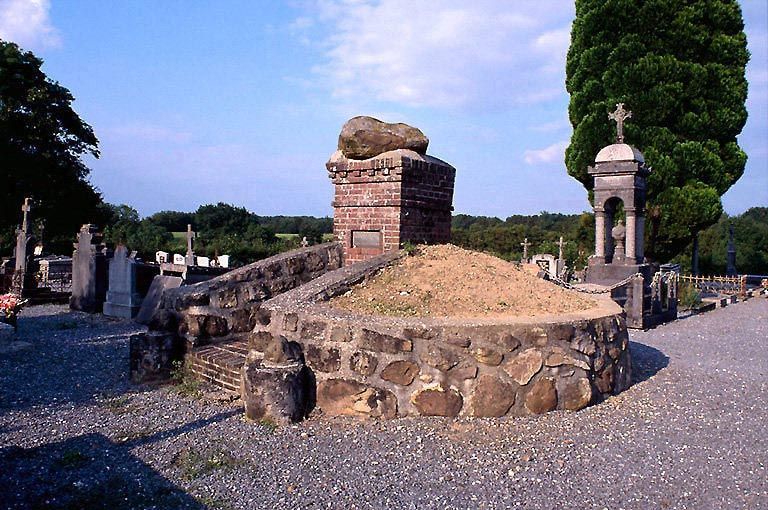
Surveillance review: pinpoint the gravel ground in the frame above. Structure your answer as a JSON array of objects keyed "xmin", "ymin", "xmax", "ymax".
[{"xmin": 1, "ymin": 298, "xmax": 766, "ymax": 510}]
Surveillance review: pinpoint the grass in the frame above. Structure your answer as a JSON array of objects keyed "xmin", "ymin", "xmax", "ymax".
[
  {"xmin": 54, "ymin": 320, "xmax": 79, "ymax": 330},
  {"xmin": 172, "ymin": 448, "xmax": 240, "ymax": 481},
  {"xmin": 102, "ymin": 395, "xmax": 133, "ymax": 415},
  {"xmin": 678, "ymin": 282, "xmax": 702, "ymax": 311},
  {"xmin": 170, "ymin": 360, "xmax": 203, "ymax": 398}
]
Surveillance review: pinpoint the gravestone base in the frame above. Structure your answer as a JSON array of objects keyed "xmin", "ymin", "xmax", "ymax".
[
  {"xmin": 585, "ymin": 258, "xmax": 652, "ymax": 286},
  {"xmin": 103, "ymin": 295, "xmax": 142, "ymax": 319}
]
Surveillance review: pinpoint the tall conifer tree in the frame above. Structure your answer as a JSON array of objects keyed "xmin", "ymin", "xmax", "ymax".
[{"xmin": 565, "ymin": 0, "xmax": 749, "ymax": 262}]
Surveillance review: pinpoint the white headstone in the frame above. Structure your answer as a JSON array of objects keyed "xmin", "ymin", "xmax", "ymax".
[
  {"xmin": 217, "ymin": 255, "xmax": 230, "ymax": 268},
  {"xmin": 173, "ymin": 254, "xmax": 185, "ymax": 265},
  {"xmin": 531, "ymin": 254, "xmax": 558, "ymax": 277},
  {"xmin": 156, "ymin": 251, "xmax": 169, "ymax": 264},
  {"xmin": 197, "ymin": 256, "xmax": 210, "ymax": 267}
]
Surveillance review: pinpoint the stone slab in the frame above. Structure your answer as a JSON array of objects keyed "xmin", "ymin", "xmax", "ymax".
[{"xmin": 134, "ymin": 275, "xmax": 182, "ymax": 325}]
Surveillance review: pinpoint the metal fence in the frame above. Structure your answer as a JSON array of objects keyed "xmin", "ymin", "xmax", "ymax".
[{"xmin": 679, "ymin": 274, "xmax": 747, "ymax": 296}]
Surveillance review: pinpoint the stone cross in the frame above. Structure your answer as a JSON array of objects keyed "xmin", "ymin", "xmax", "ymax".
[
  {"xmin": 20, "ymin": 198, "xmax": 32, "ymax": 233},
  {"xmin": 185, "ymin": 224, "xmax": 196, "ymax": 266},
  {"xmin": 520, "ymin": 238, "xmax": 531, "ymax": 262},
  {"xmin": 608, "ymin": 103, "xmax": 632, "ymax": 143},
  {"xmin": 557, "ymin": 236, "xmax": 566, "ymax": 261},
  {"xmin": 14, "ymin": 198, "xmax": 33, "ymax": 275}
]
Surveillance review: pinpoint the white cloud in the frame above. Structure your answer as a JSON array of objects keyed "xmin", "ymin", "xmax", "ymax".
[
  {"xmin": 298, "ymin": 0, "xmax": 574, "ymax": 110},
  {"xmin": 0, "ymin": 0, "xmax": 60, "ymax": 50},
  {"xmin": 523, "ymin": 140, "xmax": 568, "ymax": 165}
]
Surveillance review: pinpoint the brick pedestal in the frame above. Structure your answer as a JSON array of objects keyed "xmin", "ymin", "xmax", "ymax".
[{"xmin": 327, "ymin": 149, "xmax": 456, "ymax": 265}]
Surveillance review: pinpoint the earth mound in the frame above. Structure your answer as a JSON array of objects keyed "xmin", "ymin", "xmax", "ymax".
[{"xmin": 329, "ymin": 244, "xmax": 597, "ymax": 318}]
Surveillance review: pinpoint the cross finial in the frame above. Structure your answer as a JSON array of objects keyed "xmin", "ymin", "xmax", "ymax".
[
  {"xmin": 520, "ymin": 237, "xmax": 531, "ymax": 262},
  {"xmin": 20, "ymin": 197, "xmax": 32, "ymax": 232},
  {"xmin": 608, "ymin": 103, "xmax": 632, "ymax": 143}
]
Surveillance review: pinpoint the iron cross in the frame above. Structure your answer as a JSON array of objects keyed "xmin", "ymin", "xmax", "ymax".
[{"xmin": 608, "ymin": 103, "xmax": 632, "ymax": 143}]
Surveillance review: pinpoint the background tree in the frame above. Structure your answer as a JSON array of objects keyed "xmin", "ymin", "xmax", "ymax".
[
  {"xmin": 1, "ymin": 40, "xmax": 106, "ymax": 255},
  {"xmin": 565, "ymin": 0, "xmax": 749, "ymax": 262}
]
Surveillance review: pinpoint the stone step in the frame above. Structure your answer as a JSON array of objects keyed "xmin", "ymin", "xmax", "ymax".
[{"xmin": 185, "ymin": 341, "xmax": 249, "ymax": 393}]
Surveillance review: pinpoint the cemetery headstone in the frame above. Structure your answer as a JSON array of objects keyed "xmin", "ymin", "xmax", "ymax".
[
  {"xmin": 531, "ymin": 254, "xmax": 558, "ymax": 276},
  {"xmin": 197, "ymin": 256, "xmax": 210, "ymax": 267},
  {"xmin": 173, "ymin": 254, "xmax": 186, "ymax": 265},
  {"xmin": 70, "ymin": 224, "xmax": 112, "ymax": 313},
  {"xmin": 134, "ymin": 275, "xmax": 183, "ymax": 325},
  {"xmin": 216, "ymin": 255, "xmax": 230, "ymax": 268},
  {"xmin": 12, "ymin": 198, "xmax": 37, "ymax": 296},
  {"xmin": 156, "ymin": 251, "xmax": 169, "ymax": 264},
  {"xmin": 103, "ymin": 245, "xmax": 145, "ymax": 319},
  {"xmin": 185, "ymin": 224, "xmax": 196, "ymax": 266}
]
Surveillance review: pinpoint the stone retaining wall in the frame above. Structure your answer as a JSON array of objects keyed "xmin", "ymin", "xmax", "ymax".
[
  {"xmin": 149, "ymin": 242, "xmax": 344, "ymax": 347},
  {"xmin": 254, "ymin": 252, "xmax": 631, "ymax": 418},
  {"xmin": 131, "ymin": 243, "xmax": 345, "ymax": 383}
]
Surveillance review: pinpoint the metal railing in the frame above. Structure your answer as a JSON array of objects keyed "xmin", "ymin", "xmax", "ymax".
[{"xmin": 679, "ymin": 274, "xmax": 747, "ymax": 297}]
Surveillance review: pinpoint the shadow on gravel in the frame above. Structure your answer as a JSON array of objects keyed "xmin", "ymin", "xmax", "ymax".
[
  {"xmin": 0, "ymin": 433, "xmax": 205, "ymax": 509},
  {"xmin": 0, "ymin": 311, "xmax": 149, "ymax": 412},
  {"xmin": 629, "ymin": 341, "xmax": 669, "ymax": 384}
]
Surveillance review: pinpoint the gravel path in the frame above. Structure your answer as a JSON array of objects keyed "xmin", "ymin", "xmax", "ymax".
[{"xmin": 1, "ymin": 298, "xmax": 766, "ymax": 509}]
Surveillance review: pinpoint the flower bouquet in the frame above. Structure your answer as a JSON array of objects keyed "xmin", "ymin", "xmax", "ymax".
[{"xmin": 0, "ymin": 293, "xmax": 28, "ymax": 330}]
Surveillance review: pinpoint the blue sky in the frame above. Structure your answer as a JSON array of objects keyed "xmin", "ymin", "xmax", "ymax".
[{"xmin": 1, "ymin": 0, "xmax": 766, "ymax": 218}]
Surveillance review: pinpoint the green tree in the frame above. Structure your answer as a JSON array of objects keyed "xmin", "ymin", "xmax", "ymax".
[
  {"xmin": 565, "ymin": 0, "xmax": 749, "ymax": 262},
  {"xmin": 1, "ymin": 40, "xmax": 105, "ymax": 255}
]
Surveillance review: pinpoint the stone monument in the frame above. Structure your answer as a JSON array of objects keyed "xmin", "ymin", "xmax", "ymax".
[
  {"xmin": 327, "ymin": 116, "xmax": 456, "ymax": 265},
  {"xmin": 70, "ymin": 225, "xmax": 112, "ymax": 313},
  {"xmin": 103, "ymin": 245, "xmax": 158, "ymax": 319},
  {"xmin": 584, "ymin": 104, "xmax": 677, "ymax": 328},
  {"xmin": 12, "ymin": 198, "xmax": 37, "ymax": 296},
  {"xmin": 586, "ymin": 104, "xmax": 651, "ymax": 285}
]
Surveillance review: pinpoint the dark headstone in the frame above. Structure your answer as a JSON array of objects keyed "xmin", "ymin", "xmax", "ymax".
[{"xmin": 135, "ymin": 275, "xmax": 183, "ymax": 325}]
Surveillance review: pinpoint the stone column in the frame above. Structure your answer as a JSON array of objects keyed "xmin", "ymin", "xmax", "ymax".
[
  {"xmin": 594, "ymin": 210, "xmax": 606, "ymax": 258},
  {"xmin": 635, "ymin": 215, "xmax": 645, "ymax": 263},
  {"xmin": 625, "ymin": 211, "xmax": 636, "ymax": 263}
]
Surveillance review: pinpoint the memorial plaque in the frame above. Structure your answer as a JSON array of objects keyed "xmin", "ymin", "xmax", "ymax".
[{"xmin": 351, "ymin": 230, "xmax": 381, "ymax": 248}]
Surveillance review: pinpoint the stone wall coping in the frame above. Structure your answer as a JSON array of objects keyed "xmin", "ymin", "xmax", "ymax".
[
  {"xmin": 167, "ymin": 242, "xmax": 342, "ymax": 299},
  {"xmin": 326, "ymin": 149, "xmax": 454, "ymax": 173},
  {"xmin": 262, "ymin": 248, "xmax": 623, "ymax": 326}
]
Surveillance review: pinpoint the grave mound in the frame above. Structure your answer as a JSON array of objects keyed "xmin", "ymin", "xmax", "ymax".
[{"xmin": 329, "ymin": 244, "xmax": 596, "ymax": 318}]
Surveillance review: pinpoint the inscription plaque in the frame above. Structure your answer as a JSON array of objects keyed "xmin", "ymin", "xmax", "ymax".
[{"xmin": 352, "ymin": 230, "xmax": 382, "ymax": 248}]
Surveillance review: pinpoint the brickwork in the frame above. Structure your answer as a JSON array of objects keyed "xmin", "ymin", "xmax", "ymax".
[{"xmin": 327, "ymin": 149, "xmax": 455, "ymax": 265}]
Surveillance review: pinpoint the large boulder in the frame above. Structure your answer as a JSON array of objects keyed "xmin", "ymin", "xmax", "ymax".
[{"xmin": 338, "ymin": 116, "xmax": 429, "ymax": 159}]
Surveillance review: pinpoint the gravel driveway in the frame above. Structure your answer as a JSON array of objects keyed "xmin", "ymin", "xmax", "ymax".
[{"xmin": 1, "ymin": 298, "xmax": 766, "ymax": 510}]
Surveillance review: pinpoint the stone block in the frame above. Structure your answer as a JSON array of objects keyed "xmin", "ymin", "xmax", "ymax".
[
  {"xmin": 129, "ymin": 332, "xmax": 183, "ymax": 384},
  {"xmin": 300, "ymin": 320, "xmax": 327, "ymax": 341},
  {"xmin": 558, "ymin": 377, "xmax": 593, "ymax": 411},
  {"xmin": 249, "ymin": 331, "xmax": 274, "ymax": 352},
  {"xmin": 411, "ymin": 386, "xmax": 463, "ymax": 417},
  {"xmin": 216, "ymin": 288, "xmax": 238, "ymax": 308},
  {"xmin": 305, "ymin": 344, "xmax": 341, "ymax": 372},
  {"xmin": 264, "ymin": 335, "xmax": 303, "ymax": 364},
  {"xmin": 471, "ymin": 347, "xmax": 503, "ymax": 366},
  {"xmin": 493, "ymin": 333, "xmax": 522, "ymax": 352},
  {"xmin": 471, "ymin": 375, "xmax": 515, "ymax": 417},
  {"xmin": 420, "ymin": 344, "xmax": 459, "ymax": 371},
  {"xmin": 242, "ymin": 354, "xmax": 310, "ymax": 425},
  {"xmin": 317, "ymin": 379, "xmax": 397, "ymax": 419},
  {"xmin": 349, "ymin": 351, "xmax": 378, "ymax": 376},
  {"xmin": 503, "ymin": 348, "xmax": 543, "ymax": 385},
  {"xmin": 525, "ymin": 377, "xmax": 557, "ymax": 414},
  {"xmin": 360, "ymin": 329, "xmax": 412, "ymax": 354},
  {"xmin": 380, "ymin": 360, "xmax": 419, "ymax": 386}
]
